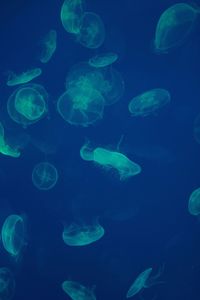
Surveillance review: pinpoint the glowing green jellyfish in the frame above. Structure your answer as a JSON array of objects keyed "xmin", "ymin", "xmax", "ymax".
[
  {"xmin": 153, "ymin": 3, "xmax": 200, "ymax": 54},
  {"xmin": 193, "ymin": 113, "xmax": 200, "ymax": 144},
  {"xmin": 80, "ymin": 141, "xmax": 94, "ymax": 161},
  {"xmin": 60, "ymin": 0, "xmax": 84, "ymax": 34},
  {"xmin": 40, "ymin": 30, "xmax": 57, "ymax": 63},
  {"xmin": 188, "ymin": 187, "xmax": 200, "ymax": 216},
  {"xmin": 1, "ymin": 214, "xmax": 27, "ymax": 260},
  {"xmin": 62, "ymin": 219, "xmax": 104, "ymax": 246},
  {"xmin": 0, "ymin": 268, "xmax": 15, "ymax": 300},
  {"xmin": 0, "ymin": 122, "xmax": 20, "ymax": 158},
  {"xmin": 6, "ymin": 68, "xmax": 42, "ymax": 86},
  {"xmin": 88, "ymin": 52, "xmax": 118, "ymax": 68},
  {"xmin": 7, "ymin": 83, "xmax": 48, "ymax": 128},
  {"xmin": 32, "ymin": 161, "xmax": 58, "ymax": 190},
  {"xmin": 62, "ymin": 280, "xmax": 96, "ymax": 300},
  {"xmin": 76, "ymin": 12, "xmax": 105, "ymax": 49},
  {"xmin": 126, "ymin": 265, "xmax": 164, "ymax": 298},
  {"xmin": 128, "ymin": 88, "xmax": 171, "ymax": 117}
]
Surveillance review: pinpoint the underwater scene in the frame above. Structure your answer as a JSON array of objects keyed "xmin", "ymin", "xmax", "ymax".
[{"xmin": 0, "ymin": 0, "xmax": 200, "ymax": 299}]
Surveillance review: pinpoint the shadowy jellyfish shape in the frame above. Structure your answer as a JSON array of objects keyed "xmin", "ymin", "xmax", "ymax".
[
  {"xmin": 6, "ymin": 68, "xmax": 42, "ymax": 86},
  {"xmin": 1, "ymin": 214, "xmax": 27, "ymax": 260},
  {"xmin": 76, "ymin": 12, "xmax": 105, "ymax": 48},
  {"xmin": 62, "ymin": 280, "xmax": 96, "ymax": 300},
  {"xmin": 0, "ymin": 267, "xmax": 15, "ymax": 300},
  {"xmin": 32, "ymin": 162, "xmax": 58, "ymax": 190},
  {"xmin": 62, "ymin": 219, "xmax": 104, "ymax": 246},
  {"xmin": 193, "ymin": 113, "xmax": 200, "ymax": 144},
  {"xmin": 88, "ymin": 52, "xmax": 118, "ymax": 68},
  {"xmin": 128, "ymin": 88, "xmax": 170, "ymax": 117},
  {"xmin": 153, "ymin": 3, "xmax": 200, "ymax": 54},
  {"xmin": 7, "ymin": 83, "xmax": 48, "ymax": 128},
  {"xmin": 188, "ymin": 187, "xmax": 200, "ymax": 216},
  {"xmin": 126, "ymin": 265, "xmax": 164, "ymax": 298},
  {"xmin": 40, "ymin": 30, "xmax": 57, "ymax": 63},
  {"xmin": 0, "ymin": 122, "xmax": 20, "ymax": 158},
  {"xmin": 60, "ymin": 0, "xmax": 84, "ymax": 34}
]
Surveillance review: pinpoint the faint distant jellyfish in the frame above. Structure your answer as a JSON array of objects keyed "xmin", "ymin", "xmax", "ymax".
[
  {"xmin": 7, "ymin": 83, "xmax": 48, "ymax": 127},
  {"xmin": 0, "ymin": 122, "xmax": 20, "ymax": 158},
  {"xmin": 188, "ymin": 187, "xmax": 200, "ymax": 216},
  {"xmin": 88, "ymin": 52, "xmax": 118, "ymax": 68},
  {"xmin": 154, "ymin": 3, "xmax": 200, "ymax": 54},
  {"xmin": 76, "ymin": 12, "xmax": 105, "ymax": 48},
  {"xmin": 62, "ymin": 219, "xmax": 104, "ymax": 246},
  {"xmin": 6, "ymin": 68, "xmax": 42, "ymax": 86},
  {"xmin": 193, "ymin": 113, "xmax": 200, "ymax": 144},
  {"xmin": 128, "ymin": 88, "xmax": 171, "ymax": 117},
  {"xmin": 60, "ymin": 0, "xmax": 84, "ymax": 34},
  {"xmin": 0, "ymin": 268, "xmax": 15, "ymax": 300},
  {"xmin": 62, "ymin": 280, "xmax": 96, "ymax": 300},
  {"xmin": 40, "ymin": 30, "xmax": 57, "ymax": 63},
  {"xmin": 1, "ymin": 214, "xmax": 26, "ymax": 260},
  {"xmin": 32, "ymin": 162, "xmax": 58, "ymax": 190}
]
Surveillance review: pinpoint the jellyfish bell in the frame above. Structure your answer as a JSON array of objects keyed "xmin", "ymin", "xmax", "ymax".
[
  {"xmin": 32, "ymin": 161, "xmax": 58, "ymax": 191},
  {"xmin": 62, "ymin": 280, "xmax": 96, "ymax": 300},
  {"xmin": 188, "ymin": 187, "xmax": 200, "ymax": 216},
  {"xmin": 88, "ymin": 52, "xmax": 118, "ymax": 68},
  {"xmin": 6, "ymin": 68, "xmax": 42, "ymax": 86}
]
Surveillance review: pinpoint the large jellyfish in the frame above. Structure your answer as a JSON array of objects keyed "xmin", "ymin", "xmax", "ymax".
[
  {"xmin": 1, "ymin": 214, "xmax": 27, "ymax": 260},
  {"xmin": 0, "ymin": 122, "xmax": 20, "ymax": 158},
  {"xmin": 62, "ymin": 219, "xmax": 104, "ymax": 246},
  {"xmin": 6, "ymin": 68, "xmax": 42, "ymax": 86},
  {"xmin": 0, "ymin": 267, "xmax": 15, "ymax": 300},
  {"xmin": 60, "ymin": 0, "xmax": 84, "ymax": 34},
  {"xmin": 62, "ymin": 280, "xmax": 96, "ymax": 300},
  {"xmin": 39, "ymin": 30, "xmax": 57, "ymax": 63},
  {"xmin": 32, "ymin": 162, "xmax": 58, "ymax": 190},
  {"xmin": 7, "ymin": 83, "xmax": 48, "ymax": 128},
  {"xmin": 128, "ymin": 88, "xmax": 171, "ymax": 117},
  {"xmin": 188, "ymin": 187, "xmax": 200, "ymax": 216},
  {"xmin": 88, "ymin": 52, "xmax": 118, "ymax": 68},
  {"xmin": 153, "ymin": 3, "xmax": 200, "ymax": 54}
]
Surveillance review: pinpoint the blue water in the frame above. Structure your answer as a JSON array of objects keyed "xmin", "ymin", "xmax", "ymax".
[{"xmin": 0, "ymin": 0, "xmax": 200, "ymax": 299}]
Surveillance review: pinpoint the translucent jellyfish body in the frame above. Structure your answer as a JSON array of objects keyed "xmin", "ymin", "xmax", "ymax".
[
  {"xmin": 1, "ymin": 214, "xmax": 27, "ymax": 260},
  {"xmin": 76, "ymin": 12, "xmax": 105, "ymax": 49},
  {"xmin": 6, "ymin": 68, "xmax": 42, "ymax": 86},
  {"xmin": 0, "ymin": 122, "xmax": 20, "ymax": 158},
  {"xmin": 40, "ymin": 30, "xmax": 57, "ymax": 63},
  {"xmin": 62, "ymin": 220, "xmax": 104, "ymax": 246},
  {"xmin": 128, "ymin": 88, "xmax": 171, "ymax": 117},
  {"xmin": 32, "ymin": 162, "xmax": 58, "ymax": 190},
  {"xmin": 154, "ymin": 3, "xmax": 200, "ymax": 54},
  {"xmin": 60, "ymin": 0, "xmax": 84, "ymax": 34},
  {"xmin": 7, "ymin": 83, "xmax": 48, "ymax": 127},
  {"xmin": 188, "ymin": 187, "xmax": 200, "ymax": 216},
  {"xmin": 89, "ymin": 52, "xmax": 118, "ymax": 68},
  {"xmin": 0, "ymin": 268, "xmax": 15, "ymax": 300},
  {"xmin": 62, "ymin": 280, "xmax": 96, "ymax": 300}
]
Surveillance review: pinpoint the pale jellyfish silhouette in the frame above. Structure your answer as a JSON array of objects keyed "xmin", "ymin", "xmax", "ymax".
[
  {"xmin": 88, "ymin": 52, "xmax": 118, "ymax": 68},
  {"xmin": 32, "ymin": 162, "xmax": 58, "ymax": 190},
  {"xmin": 0, "ymin": 122, "xmax": 20, "ymax": 158},
  {"xmin": 0, "ymin": 267, "xmax": 15, "ymax": 300},
  {"xmin": 6, "ymin": 68, "xmax": 42, "ymax": 86},
  {"xmin": 39, "ymin": 30, "xmax": 57, "ymax": 63},
  {"xmin": 60, "ymin": 0, "xmax": 84, "ymax": 34},
  {"xmin": 62, "ymin": 280, "xmax": 96, "ymax": 300},
  {"xmin": 188, "ymin": 187, "xmax": 200, "ymax": 216}
]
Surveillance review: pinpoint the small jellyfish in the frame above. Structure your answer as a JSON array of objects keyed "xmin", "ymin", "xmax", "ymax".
[
  {"xmin": 80, "ymin": 141, "xmax": 94, "ymax": 161},
  {"xmin": 153, "ymin": 3, "xmax": 200, "ymax": 54},
  {"xmin": 76, "ymin": 12, "xmax": 105, "ymax": 49},
  {"xmin": 188, "ymin": 187, "xmax": 200, "ymax": 216},
  {"xmin": 128, "ymin": 88, "xmax": 170, "ymax": 117},
  {"xmin": 0, "ymin": 268, "xmax": 15, "ymax": 300},
  {"xmin": 6, "ymin": 68, "xmax": 42, "ymax": 86},
  {"xmin": 88, "ymin": 52, "xmax": 118, "ymax": 68},
  {"xmin": 7, "ymin": 83, "xmax": 48, "ymax": 128},
  {"xmin": 1, "ymin": 214, "xmax": 27, "ymax": 260},
  {"xmin": 62, "ymin": 280, "xmax": 96, "ymax": 300},
  {"xmin": 60, "ymin": 0, "xmax": 84, "ymax": 34},
  {"xmin": 39, "ymin": 30, "xmax": 57, "ymax": 63},
  {"xmin": 0, "ymin": 122, "xmax": 20, "ymax": 158},
  {"xmin": 32, "ymin": 161, "xmax": 58, "ymax": 190}
]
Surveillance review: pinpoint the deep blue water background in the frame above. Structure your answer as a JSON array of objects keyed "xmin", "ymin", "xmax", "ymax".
[{"xmin": 0, "ymin": 0, "xmax": 200, "ymax": 299}]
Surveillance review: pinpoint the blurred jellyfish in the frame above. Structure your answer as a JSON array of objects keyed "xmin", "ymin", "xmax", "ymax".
[
  {"xmin": 128, "ymin": 88, "xmax": 170, "ymax": 117},
  {"xmin": 0, "ymin": 122, "xmax": 20, "ymax": 158},
  {"xmin": 153, "ymin": 3, "xmax": 200, "ymax": 54},
  {"xmin": 88, "ymin": 52, "xmax": 118, "ymax": 68},
  {"xmin": 62, "ymin": 280, "xmax": 96, "ymax": 300},
  {"xmin": 0, "ymin": 267, "xmax": 15, "ymax": 300},
  {"xmin": 188, "ymin": 187, "xmax": 200, "ymax": 216},
  {"xmin": 39, "ymin": 30, "xmax": 57, "ymax": 63},
  {"xmin": 6, "ymin": 68, "xmax": 42, "ymax": 86},
  {"xmin": 7, "ymin": 83, "xmax": 48, "ymax": 128},
  {"xmin": 60, "ymin": 0, "xmax": 84, "ymax": 34},
  {"xmin": 32, "ymin": 162, "xmax": 58, "ymax": 190}
]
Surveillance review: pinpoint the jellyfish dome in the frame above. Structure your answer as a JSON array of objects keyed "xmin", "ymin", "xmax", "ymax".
[
  {"xmin": 188, "ymin": 187, "xmax": 200, "ymax": 216},
  {"xmin": 60, "ymin": 0, "xmax": 84, "ymax": 34},
  {"xmin": 62, "ymin": 280, "xmax": 96, "ymax": 300},
  {"xmin": 32, "ymin": 162, "xmax": 58, "ymax": 190}
]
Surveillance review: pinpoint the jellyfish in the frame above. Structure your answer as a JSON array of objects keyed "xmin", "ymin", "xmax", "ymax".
[
  {"xmin": 6, "ymin": 68, "xmax": 42, "ymax": 86},
  {"xmin": 88, "ymin": 52, "xmax": 118, "ymax": 68},
  {"xmin": 80, "ymin": 140, "xmax": 94, "ymax": 161},
  {"xmin": 32, "ymin": 162, "xmax": 58, "ymax": 190},
  {"xmin": 153, "ymin": 3, "xmax": 200, "ymax": 54},
  {"xmin": 126, "ymin": 265, "xmax": 164, "ymax": 298},
  {"xmin": 62, "ymin": 219, "xmax": 104, "ymax": 246},
  {"xmin": 1, "ymin": 214, "xmax": 27, "ymax": 260},
  {"xmin": 0, "ymin": 122, "xmax": 20, "ymax": 158},
  {"xmin": 62, "ymin": 280, "xmax": 96, "ymax": 300},
  {"xmin": 7, "ymin": 83, "xmax": 48, "ymax": 128},
  {"xmin": 128, "ymin": 88, "xmax": 171, "ymax": 117},
  {"xmin": 0, "ymin": 268, "xmax": 15, "ymax": 300},
  {"xmin": 60, "ymin": 0, "xmax": 84, "ymax": 34},
  {"xmin": 39, "ymin": 30, "xmax": 57, "ymax": 63},
  {"xmin": 76, "ymin": 12, "xmax": 105, "ymax": 49},
  {"xmin": 188, "ymin": 187, "xmax": 200, "ymax": 216},
  {"xmin": 193, "ymin": 113, "xmax": 200, "ymax": 144}
]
